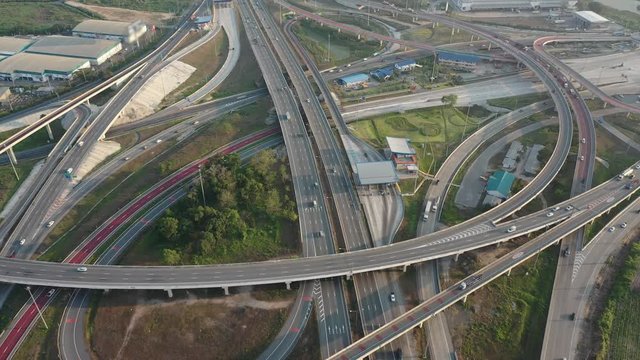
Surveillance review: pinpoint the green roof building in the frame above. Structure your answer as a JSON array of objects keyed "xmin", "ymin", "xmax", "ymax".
[{"xmin": 486, "ymin": 171, "xmax": 515, "ymax": 199}]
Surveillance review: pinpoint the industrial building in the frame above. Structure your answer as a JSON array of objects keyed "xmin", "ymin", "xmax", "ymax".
[
  {"xmin": 370, "ymin": 66, "xmax": 394, "ymax": 81},
  {"xmin": 0, "ymin": 53, "xmax": 90, "ymax": 82},
  {"xmin": 451, "ymin": 0, "xmax": 573, "ymax": 12},
  {"xmin": 73, "ymin": 20, "xmax": 147, "ymax": 44},
  {"xmin": 501, "ymin": 141, "xmax": 523, "ymax": 171},
  {"xmin": 574, "ymin": 11, "xmax": 609, "ymax": 29},
  {"xmin": 485, "ymin": 170, "xmax": 515, "ymax": 199},
  {"xmin": 25, "ymin": 36, "xmax": 122, "ymax": 66},
  {"xmin": 394, "ymin": 58, "xmax": 417, "ymax": 72},
  {"xmin": 437, "ymin": 51, "xmax": 481, "ymax": 69},
  {"xmin": 194, "ymin": 15, "xmax": 213, "ymax": 29},
  {"xmin": 524, "ymin": 144, "xmax": 544, "ymax": 176},
  {"xmin": 0, "ymin": 37, "xmax": 34, "ymax": 56},
  {"xmin": 355, "ymin": 161, "xmax": 399, "ymax": 185},
  {"xmin": 386, "ymin": 136, "xmax": 418, "ymax": 171},
  {"xmin": 336, "ymin": 73, "xmax": 369, "ymax": 88}
]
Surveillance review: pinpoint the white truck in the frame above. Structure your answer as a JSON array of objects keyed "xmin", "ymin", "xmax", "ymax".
[
  {"xmin": 618, "ymin": 168, "xmax": 634, "ymax": 180},
  {"xmin": 431, "ymin": 196, "xmax": 440, "ymax": 213},
  {"xmin": 423, "ymin": 200, "xmax": 432, "ymax": 221}
]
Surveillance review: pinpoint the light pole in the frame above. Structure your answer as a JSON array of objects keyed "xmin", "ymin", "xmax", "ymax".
[
  {"xmin": 25, "ymin": 286, "xmax": 48, "ymax": 329},
  {"xmin": 198, "ymin": 165, "xmax": 207, "ymax": 206}
]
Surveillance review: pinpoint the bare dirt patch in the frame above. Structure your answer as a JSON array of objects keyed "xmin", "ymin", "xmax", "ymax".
[
  {"xmin": 92, "ymin": 289, "xmax": 293, "ymax": 360},
  {"xmin": 65, "ymin": 1, "xmax": 172, "ymax": 25}
]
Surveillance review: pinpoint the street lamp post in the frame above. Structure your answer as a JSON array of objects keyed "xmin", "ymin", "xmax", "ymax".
[
  {"xmin": 25, "ymin": 286, "xmax": 48, "ymax": 329},
  {"xmin": 198, "ymin": 165, "xmax": 207, "ymax": 206}
]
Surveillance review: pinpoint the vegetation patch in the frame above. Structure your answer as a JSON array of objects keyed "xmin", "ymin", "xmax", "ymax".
[
  {"xmin": 146, "ymin": 150, "xmax": 298, "ymax": 265},
  {"xmin": 0, "ymin": 2, "xmax": 92, "ymax": 35},
  {"xmin": 487, "ymin": 94, "xmax": 549, "ymax": 110},
  {"xmin": 75, "ymin": 0, "xmax": 190, "ymax": 14},
  {"xmin": 596, "ymin": 241, "xmax": 640, "ymax": 360}
]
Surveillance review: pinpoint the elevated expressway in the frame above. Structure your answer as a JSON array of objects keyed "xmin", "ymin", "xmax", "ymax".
[{"xmin": 238, "ymin": 1, "xmax": 352, "ymax": 357}]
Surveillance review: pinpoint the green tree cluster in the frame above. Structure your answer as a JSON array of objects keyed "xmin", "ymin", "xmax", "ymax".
[{"xmin": 159, "ymin": 151, "xmax": 297, "ymax": 265}]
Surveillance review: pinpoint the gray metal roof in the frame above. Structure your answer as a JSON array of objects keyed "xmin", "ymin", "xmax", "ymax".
[
  {"xmin": 386, "ymin": 137, "xmax": 415, "ymax": 155},
  {"xmin": 356, "ymin": 161, "xmax": 399, "ymax": 185},
  {"xmin": 26, "ymin": 36, "xmax": 120, "ymax": 60},
  {"xmin": 574, "ymin": 11, "xmax": 609, "ymax": 24},
  {"xmin": 0, "ymin": 37, "xmax": 34, "ymax": 55},
  {"xmin": 73, "ymin": 20, "xmax": 136, "ymax": 36},
  {"xmin": 0, "ymin": 53, "xmax": 89, "ymax": 75}
]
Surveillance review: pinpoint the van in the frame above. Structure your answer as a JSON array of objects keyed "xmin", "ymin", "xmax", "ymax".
[
  {"xmin": 312, "ymin": 200, "xmax": 318, "ymax": 207},
  {"xmin": 423, "ymin": 213, "xmax": 428, "ymax": 221},
  {"xmin": 318, "ymin": 230, "xmax": 325, "ymax": 237}
]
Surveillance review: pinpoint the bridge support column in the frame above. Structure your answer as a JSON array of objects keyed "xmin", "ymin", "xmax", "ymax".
[
  {"xmin": 357, "ymin": 34, "xmax": 361, "ymax": 40},
  {"xmin": 337, "ymin": 28, "xmax": 340, "ymax": 33},
  {"xmin": 45, "ymin": 123, "xmax": 54, "ymax": 140},
  {"xmin": 419, "ymin": 321, "xmax": 424, "ymax": 329},
  {"xmin": 7, "ymin": 147, "xmax": 17, "ymax": 164},
  {"xmin": 496, "ymin": 242, "xmax": 501, "ymax": 248},
  {"xmin": 403, "ymin": 264, "xmax": 408, "ymax": 272},
  {"xmin": 462, "ymin": 295, "xmax": 467, "ymax": 303},
  {"xmin": 454, "ymin": 253, "xmax": 460, "ymax": 262},
  {"xmin": 223, "ymin": 286, "xmax": 229, "ymax": 295},
  {"xmin": 285, "ymin": 281, "xmax": 291, "ymax": 290},
  {"xmin": 507, "ymin": 268, "xmax": 512, "ymax": 276},
  {"xmin": 346, "ymin": 272, "xmax": 352, "ymax": 280},
  {"xmin": 166, "ymin": 289, "xmax": 173, "ymax": 298},
  {"xmin": 488, "ymin": 43, "xmax": 492, "ymax": 51}
]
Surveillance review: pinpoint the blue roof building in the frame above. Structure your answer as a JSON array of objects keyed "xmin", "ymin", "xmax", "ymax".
[
  {"xmin": 394, "ymin": 58, "xmax": 417, "ymax": 72},
  {"xmin": 437, "ymin": 51, "xmax": 481, "ymax": 67},
  {"xmin": 370, "ymin": 66, "xmax": 394, "ymax": 81},
  {"xmin": 486, "ymin": 171, "xmax": 515, "ymax": 199},
  {"xmin": 336, "ymin": 73, "xmax": 369, "ymax": 88}
]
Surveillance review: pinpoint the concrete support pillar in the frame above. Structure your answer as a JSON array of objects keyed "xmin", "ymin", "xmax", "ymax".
[
  {"xmin": 223, "ymin": 286, "xmax": 229, "ymax": 295},
  {"xmin": 358, "ymin": 34, "xmax": 361, "ymax": 40},
  {"xmin": 286, "ymin": 281, "xmax": 291, "ymax": 290},
  {"xmin": 45, "ymin": 123, "xmax": 54, "ymax": 140},
  {"xmin": 166, "ymin": 289, "xmax": 173, "ymax": 298},
  {"xmin": 507, "ymin": 268, "xmax": 512, "ymax": 276},
  {"xmin": 454, "ymin": 253, "xmax": 460, "ymax": 262},
  {"xmin": 488, "ymin": 43, "xmax": 492, "ymax": 51},
  {"xmin": 85, "ymin": 98, "xmax": 91, "ymax": 106},
  {"xmin": 346, "ymin": 272, "xmax": 352, "ymax": 280},
  {"xmin": 419, "ymin": 321, "xmax": 423, "ymax": 329},
  {"xmin": 450, "ymin": 27, "xmax": 455, "ymax": 36},
  {"xmin": 7, "ymin": 147, "xmax": 17, "ymax": 164},
  {"xmin": 496, "ymin": 242, "xmax": 501, "ymax": 248},
  {"xmin": 462, "ymin": 295, "xmax": 467, "ymax": 303},
  {"xmin": 337, "ymin": 28, "xmax": 341, "ymax": 33},
  {"xmin": 403, "ymin": 264, "xmax": 408, "ymax": 273}
]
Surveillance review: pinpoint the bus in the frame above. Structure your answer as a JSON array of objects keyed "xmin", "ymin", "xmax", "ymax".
[{"xmin": 424, "ymin": 201, "xmax": 432, "ymax": 221}]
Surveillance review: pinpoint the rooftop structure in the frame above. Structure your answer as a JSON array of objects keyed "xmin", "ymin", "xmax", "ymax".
[
  {"xmin": 524, "ymin": 144, "xmax": 544, "ymax": 176},
  {"xmin": 336, "ymin": 73, "xmax": 369, "ymax": 88},
  {"xmin": 437, "ymin": 51, "xmax": 481, "ymax": 68},
  {"xmin": 355, "ymin": 161, "xmax": 399, "ymax": 185},
  {"xmin": 394, "ymin": 58, "xmax": 417, "ymax": 72},
  {"xmin": 0, "ymin": 53, "xmax": 90, "ymax": 82},
  {"xmin": 386, "ymin": 137, "xmax": 416, "ymax": 155},
  {"xmin": 73, "ymin": 20, "xmax": 147, "ymax": 44},
  {"xmin": 194, "ymin": 15, "xmax": 213, "ymax": 24},
  {"xmin": 25, "ymin": 36, "xmax": 122, "ymax": 66},
  {"xmin": 502, "ymin": 141, "xmax": 523, "ymax": 171},
  {"xmin": 0, "ymin": 87, "xmax": 11, "ymax": 102},
  {"xmin": 452, "ymin": 0, "xmax": 570, "ymax": 12},
  {"xmin": 486, "ymin": 170, "xmax": 515, "ymax": 199},
  {"xmin": 0, "ymin": 37, "xmax": 34, "ymax": 56},
  {"xmin": 370, "ymin": 66, "xmax": 394, "ymax": 81},
  {"xmin": 574, "ymin": 10, "xmax": 609, "ymax": 29}
]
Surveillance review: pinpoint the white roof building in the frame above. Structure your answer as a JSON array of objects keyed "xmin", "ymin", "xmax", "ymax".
[
  {"xmin": 574, "ymin": 11, "xmax": 609, "ymax": 24},
  {"xmin": 355, "ymin": 161, "xmax": 399, "ymax": 185},
  {"xmin": 25, "ymin": 36, "xmax": 122, "ymax": 66},
  {"xmin": 0, "ymin": 53, "xmax": 90, "ymax": 82},
  {"xmin": 386, "ymin": 137, "xmax": 416, "ymax": 155},
  {"xmin": 452, "ymin": 0, "xmax": 570, "ymax": 11},
  {"xmin": 0, "ymin": 37, "xmax": 34, "ymax": 56},
  {"xmin": 73, "ymin": 20, "xmax": 147, "ymax": 44}
]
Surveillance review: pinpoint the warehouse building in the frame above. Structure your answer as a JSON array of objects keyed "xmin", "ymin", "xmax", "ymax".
[
  {"xmin": 501, "ymin": 141, "xmax": 523, "ymax": 171},
  {"xmin": 73, "ymin": 20, "xmax": 147, "ymax": 44},
  {"xmin": 394, "ymin": 58, "xmax": 417, "ymax": 73},
  {"xmin": 437, "ymin": 51, "xmax": 481, "ymax": 69},
  {"xmin": 25, "ymin": 36, "xmax": 122, "ymax": 66},
  {"xmin": 0, "ymin": 53, "xmax": 90, "ymax": 82},
  {"xmin": 370, "ymin": 66, "xmax": 394, "ymax": 81},
  {"xmin": 485, "ymin": 170, "xmax": 515, "ymax": 199},
  {"xmin": 574, "ymin": 11, "xmax": 609, "ymax": 29},
  {"xmin": 336, "ymin": 73, "xmax": 369, "ymax": 89},
  {"xmin": 452, "ymin": 0, "xmax": 572, "ymax": 11},
  {"xmin": 0, "ymin": 37, "xmax": 34, "ymax": 56}
]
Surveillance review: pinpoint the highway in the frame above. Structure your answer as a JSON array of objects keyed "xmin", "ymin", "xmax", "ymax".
[
  {"xmin": 0, "ymin": 128, "xmax": 282, "ymax": 359},
  {"xmin": 238, "ymin": 1, "xmax": 351, "ymax": 357},
  {"xmin": 281, "ymin": 11, "xmax": 415, "ymax": 359},
  {"xmin": 328, "ymin": 178, "xmax": 640, "ymax": 359}
]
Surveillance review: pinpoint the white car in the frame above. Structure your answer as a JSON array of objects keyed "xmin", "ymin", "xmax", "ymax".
[
  {"xmin": 608, "ymin": 226, "xmax": 615, "ymax": 232},
  {"xmin": 389, "ymin": 293, "xmax": 396, "ymax": 302},
  {"xmin": 155, "ymin": 139, "xmax": 162, "ymax": 144},
  {"xmin": 553, "ymin": 206, "xmax": 561, "ymax": 211},
  {"xmin": 78, "ymin": 141, "xmax": 84, "ymax": 147},
  {"xmin": 546, "ymin": 212, "xmax": 554, "ymax": 217},
  {"xmin": 46, "ymin": 289, "xmax": 55, "ymax": 297},
  {"xmin": 636, "ymin": 164, "xmax": 640, "ymax": 170},
  {"xmin": 565, "ymin": 205, "xmax": 574, "ymax": 211},
  {"xmin": 46, "ymin": 220, "xmax": 54, "ymax": 228},
  {"xmin": 507, "ymin": 225, "xmax": 517, "ymax": 233},
  {"xmin": 579, "ymin": 155, "xmax": 585, "ymax": 161},
  {"xmin": 19, "ymin": 238, "xmax": 26, "ymax": 246},
  {"xmin": 581, "ymin": 138, "xmax": 586, "ymax": 144},
  {"xmin": 621, "ymin": 222, "xmax": 627, "ymax": 229},
  {"xmin": 76, "ymin": 267, "xmax": 88, "ymax": 272}
]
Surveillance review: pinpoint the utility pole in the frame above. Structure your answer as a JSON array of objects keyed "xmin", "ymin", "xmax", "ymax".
[
  {"xmin": 26, "ymin": 286, "xmax": 48, "ymax": 329},
  {"xmin": 327, "ymin": 33, "xmax": 331, "ymax": 63},
  {"xmin": 198, "ymin": 165, "xmax": 207, "ymax": 206}
]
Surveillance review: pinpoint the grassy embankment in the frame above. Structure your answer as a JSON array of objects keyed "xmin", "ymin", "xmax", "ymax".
[
  {"xmin": 76, "ymin": 0, "xmax": 190, "ymax": 14},
  {"xmin": 0, "ymin": 2, "xmax": 94, "ymax": 35},
  {"xmin": 596, "ymin": 241, "xmax": 640, "ymax": 360},
  {"xmin": 487, "ymin": 93, "xmax": 549, "ymax": 111}
]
